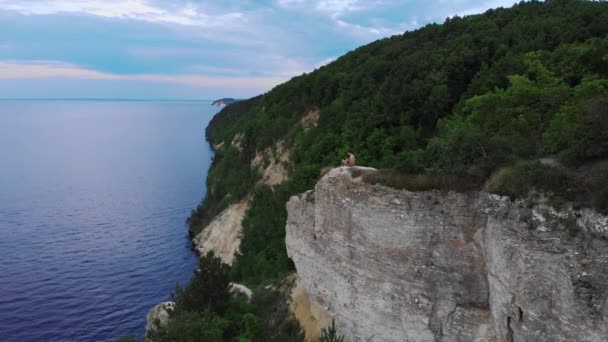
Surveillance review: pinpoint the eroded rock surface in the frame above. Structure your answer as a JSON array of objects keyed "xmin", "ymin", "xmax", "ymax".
[
  {"xmin": 193, "ymin": 198, "xmax": 250, "ymax": 265},
  {"xmin": 286, "ymin": 167, "xmax": 608, "ymax": 342},
  {"xmin": 251, "ymin": 140, "xmax": 290, "ymax": 186}
]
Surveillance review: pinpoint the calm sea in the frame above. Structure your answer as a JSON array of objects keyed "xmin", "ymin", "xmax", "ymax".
[{"xmin": 0, "ymin": 100, "xmax": 219, "ymax": 341}]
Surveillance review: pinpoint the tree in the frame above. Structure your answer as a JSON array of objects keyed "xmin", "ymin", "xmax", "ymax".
[{"xmin": 173, "ymin": 252, "xmax": 231, "ymax": 315}]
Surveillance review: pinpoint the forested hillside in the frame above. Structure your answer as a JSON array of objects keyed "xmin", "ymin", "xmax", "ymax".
[{"xmin": 153, "ymin": 0, "xmax": 608, "ymax": 340}]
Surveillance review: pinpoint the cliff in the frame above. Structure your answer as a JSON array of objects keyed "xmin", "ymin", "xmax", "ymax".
[{"xmin": 286, "ymin": 167, "xmax": 608, "ymax": 341}]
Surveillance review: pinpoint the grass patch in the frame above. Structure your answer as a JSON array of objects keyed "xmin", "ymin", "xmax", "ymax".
[
  {"xmin": 485, "ymin": 160, "xmax": 608, "ymax": 214},
  {"xmin": 361, "ymin": 170, "xmax": 484, "ymax": 193},
  {"xmin": 360, "ymin": 161, "xmax": 608, "ymax": 215}
]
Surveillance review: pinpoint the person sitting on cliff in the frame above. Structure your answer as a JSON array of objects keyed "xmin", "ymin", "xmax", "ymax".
[{"xmin": 342, "ymin": 152, "xmax": 355, "ymax": 167}]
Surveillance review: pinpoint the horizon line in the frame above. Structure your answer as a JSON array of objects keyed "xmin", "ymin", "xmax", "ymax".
[{"xmin": 0, "ymin": 97, "xmax": 224, "ymax": 102}]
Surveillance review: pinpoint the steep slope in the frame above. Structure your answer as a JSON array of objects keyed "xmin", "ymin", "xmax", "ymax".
[{"xmin": 287, "ymin": 167, "xmax": 608, "ymax": 341}]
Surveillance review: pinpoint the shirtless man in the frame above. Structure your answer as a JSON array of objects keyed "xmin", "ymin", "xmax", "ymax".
[{"xmin": 342, "ymin": 152, "xmax": 355, "ymax": 167}]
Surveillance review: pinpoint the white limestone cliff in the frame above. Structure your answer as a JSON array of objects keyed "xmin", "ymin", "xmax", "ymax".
[{"xmin": 286, "ymin": 167, "xmax": 608, "ymax": 342}]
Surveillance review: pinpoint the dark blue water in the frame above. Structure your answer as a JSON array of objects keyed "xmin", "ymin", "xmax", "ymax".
[{"xmin": 0, "ymin": 100, "xmax": 219, "ymax": 341}]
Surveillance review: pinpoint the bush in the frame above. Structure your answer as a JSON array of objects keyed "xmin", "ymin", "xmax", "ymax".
[
  {"xmin": 172, "ymin": 252, "xmax": 231, "ymax": 315},
  {"xmin": 147, "ymin": 311, "xmax": 227, "ymax": 342},
  {"xmin": 484, "ymin": 161, "xmax": 579, "ymax": 201},
  {"xmin": 251, "ymin": 286, "xmax": 305, "ymax": 342}
]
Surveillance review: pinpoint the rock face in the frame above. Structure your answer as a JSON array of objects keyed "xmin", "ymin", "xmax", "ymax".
[
  {"xmin": 193, "ymin": 198, "xmax": 249, "ymax": 265},
  {"xmin": 286, "ymin": 167, "xmax": 608, "ymax": 342},
  {"xmin": 290, "ymin": 275, "xmax": 334, "ymax": 342},
  {"xmin": 145, "ymin": 301, "xmax": 175, "ymax": 335}
]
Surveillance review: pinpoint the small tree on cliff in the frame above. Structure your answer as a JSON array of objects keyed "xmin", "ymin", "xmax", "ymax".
[
  {"xmin": 172, "ymin": 251, "xmax": 231, "ymax": 315},
  {"xmin": 320, "ymin": 320, "xmax": 344, "ymax": 342}
]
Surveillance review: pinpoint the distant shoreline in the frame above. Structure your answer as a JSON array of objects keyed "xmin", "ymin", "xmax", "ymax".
[{"xmin": 0, "ymin": 98, "xmax": 214, "ymax": 102}]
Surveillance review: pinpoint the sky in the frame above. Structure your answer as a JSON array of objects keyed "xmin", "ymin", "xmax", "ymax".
[{"xmin": 0, "ymin": 0, "xmax": 521, "ymax": 100}]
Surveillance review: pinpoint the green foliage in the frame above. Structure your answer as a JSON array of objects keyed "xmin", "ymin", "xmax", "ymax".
[
  {"xmin": 172, "ymin": 252, "xmax": 231, "ymax": 316},
  {"xmin": 544, "ymin": 77, "xmax": 608, "ymax": 162},
  {"xmin": 147, "ymin": 311, "xmax": 227, "ymax": 342},
  {"xmin": 147, "ymin": 252, "xmax": 303, "ymax": 342},
  {"xmin": 229, "ymin": 186, "xmax": 295, "ymax": 287},
  {"xmin": 250, "ymin": 286, "xmax": 305, "ymax": 342},
  {"xmin": 428, "ymin": 55, "xmax": 570, "ymax": 174},
  {"xmin": 484, "ymin": 161, "xmax": 579, "ymax": 201},
  {"xmin": 147, "ymin": 253, "xmax": 233, "ymax": 341},
  {"xmin": 220, "ymin": 298, "xmax": 264, "ymax": 342},
  {"xmin": 320, "ymin": 320, "xmax": 344, "ymax": 342}
]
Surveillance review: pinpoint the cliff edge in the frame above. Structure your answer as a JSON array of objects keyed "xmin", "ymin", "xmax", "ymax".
[{"xmin": 286, "ymin": 167, "xmax": 608, "ymax": 341}]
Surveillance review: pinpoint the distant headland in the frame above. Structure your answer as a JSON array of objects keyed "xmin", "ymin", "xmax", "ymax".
[{"xmin": 211, "ymin": 98, "xmax": 242, "ymax": 107}]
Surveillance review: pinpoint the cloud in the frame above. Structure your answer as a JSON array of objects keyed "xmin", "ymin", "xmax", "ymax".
[
  {"xmin": 0, "ymin": 0, "xmax": 245, "ymax": 27},
  {"xmin": 278, "ymin": 0, "xmax": 368, "ymax": 18},
  {"xmin": 0, "ymin": 60, "xmax": 286, "ymax": 90},
  {"xmin": 314, "ymin": 57, "xmax": 337, "ymax": 68},
  {"xmin": 316, "ymin": 0, "xmax": 367, "ymax": 17},
  {"xmin": 0, "ymin": 0, "xmax": 524, "ymax": 98},
  {"xmin": 276, "ymin": 0, "xmax": 406, "ymax": 39},
  {"xmin": 452, "ymin": 0, "xmax": 520, "ymax": 16}
]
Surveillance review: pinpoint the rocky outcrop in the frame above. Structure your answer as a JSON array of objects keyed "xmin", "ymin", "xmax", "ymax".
[
  {"xmin": 231, "ymin": 133, "xmax": 245, "ymax": 152},
  {"xmin": 230, "ymin": 283, "xmax": 253, "ymax": 301},
  {"xmin": 193, "ymin": 198, "xmax": 250, "ymax": 265},
  {"xmin": 286, "ymin": 167, "xmax": 608, "ymax": 342},
  {"xmin": 300, "ymin": 109, "xmax": 320, "ymax": 130},
  {"xmin": 251, "ymin": 140, "xmax": 290, "ymax": 186},
  {"xmin": 145, "ymin": 301, "xmax": 175, "ymax": 335}
]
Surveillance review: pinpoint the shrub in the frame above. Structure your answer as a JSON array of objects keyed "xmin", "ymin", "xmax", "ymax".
[
  {"xmin": 172, "ymin": 252, "xmax": 231, "ymax": 315},
  {"xmin": 484, "ymin": 161, "xmax": 579, "ymax": 201},
  {"xmin": 251, "ymin": 287, "xmax": 305, "ymax": 342}
]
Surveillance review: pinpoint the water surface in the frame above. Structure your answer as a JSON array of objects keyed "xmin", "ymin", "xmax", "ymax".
[{"xmin": 0, "ymin": 100, "xmax": 218, "ymax": 341}]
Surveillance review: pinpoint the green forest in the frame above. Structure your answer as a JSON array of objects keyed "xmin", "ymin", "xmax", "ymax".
[{"xmin": 134, "ymin": 0, "xmax": 608, "ymax": 340}]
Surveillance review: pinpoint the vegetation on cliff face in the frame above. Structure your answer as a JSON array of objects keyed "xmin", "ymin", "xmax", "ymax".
[
  {"xmin": 155, "ymin": 0, "xmax": 608, "ymax": 340},
  {"xmin": 144, "ymin": 252, "xmax": 304, "ymax": 342}
]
